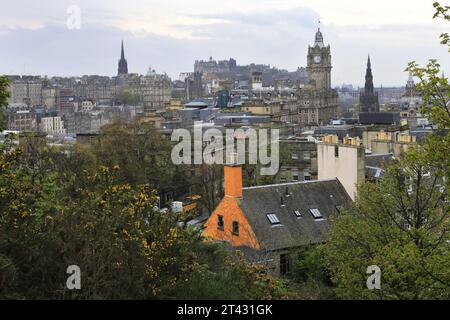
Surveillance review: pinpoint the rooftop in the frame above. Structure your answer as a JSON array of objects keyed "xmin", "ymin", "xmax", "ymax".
[{"xmin": 240, "ymin": 179, "xmax": 352, "ymax": 251}]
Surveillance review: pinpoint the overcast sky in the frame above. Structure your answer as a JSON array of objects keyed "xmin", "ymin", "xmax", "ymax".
[{"xmin": 0, "ymin": 0, "xmax": 448, "ymax": 86}]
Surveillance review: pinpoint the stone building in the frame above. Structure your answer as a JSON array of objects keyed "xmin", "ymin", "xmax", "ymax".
[
  {"xmin": 6, "ymin": 105, "xmax": 38, "ymax": 132},
  {"xmin": 40, "ymin": 116, "xmax": 66, "ymax": 136},
  {"xmin": 297, "ymin": 28, "xmax": 339, "ymax": 125},
  {"xmin": 317, "ymin": 135, "xmax": 366, "ymax": 200},
  {"xmin": 136, "ymin": 73, "xmax": 172, "ymax": 114},
  {"xmin": 277, "ymin": 138, "xmax": 318, "ymax": 183},
  {"xmin": 8, "ymin": 79, "xmax": 43, "ymax": 106},
  {"xmin": 237, "ymin": 28, "xmax": 338, "ymax": 126}
]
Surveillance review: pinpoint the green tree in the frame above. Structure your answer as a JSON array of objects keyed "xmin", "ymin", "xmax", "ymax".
[
  {"xmin": 169, "ymin": 246, "xmax": 290, "ymax": 300},
  {"xmin": 324, "ymin": 3, "xmax": 450, "ymax": 300},
  {"xmin": 116, "ymin": 89, "xmax": 141, "ymax": 106},
  {"xmin": 325, "ymin": 151, "xmax": 449, "ymax": 299},
  {"xmin": 290, "ymin": 245, "xmax": 335, "ymax": 300},
  {"xmin": 433, "ymin": 2, "xmax": 450, "ymax": 51},
  {"xmin": 0, "ymin": 76, "xmax": 10, "ymax": 131}
]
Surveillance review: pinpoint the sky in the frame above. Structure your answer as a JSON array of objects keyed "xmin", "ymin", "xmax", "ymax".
[{"xmin": 0, "ymin": 0, "xmax": 449, "ymax": 87}]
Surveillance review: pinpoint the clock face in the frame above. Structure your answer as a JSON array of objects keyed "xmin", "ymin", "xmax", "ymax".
[{"xmin": 314, "ymin": 55, "xmax": 321, "ymax": 63}]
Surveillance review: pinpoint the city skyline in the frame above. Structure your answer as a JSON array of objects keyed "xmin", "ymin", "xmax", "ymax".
[{"xmin": 0, "ymin": 0, "xmax": 449, "ymax": 86}]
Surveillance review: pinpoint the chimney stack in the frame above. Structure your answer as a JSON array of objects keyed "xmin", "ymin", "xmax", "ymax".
[{"xmin": 224, "ymin": 153, "xmax": 243, "ymax": 198}]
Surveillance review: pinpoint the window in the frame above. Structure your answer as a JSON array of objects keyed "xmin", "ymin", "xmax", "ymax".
[
  {"xmin": 310, "ymin": 208, "xmax": 324, "ymax": 220},
  {"xmin": 232, "ymin": 221, "xmax": 239, "ymax": 235},
  {"xmin": 267, "ymin": 213, "xmax": 280, "ymax": 225},
  {"xmin": 291, "ymin": 153, "xmax": 299, "ymax": 160},
  {"xmin": 280, "ymin": 254, "xmax": 290, "ymax": 275},
  {"xmin": 293, "ymin": 210, "xmax": 302, "ymax": 218},
  {"xmin": 334, "ymin": 145, "xmax": 339, "ymax": 158},
  {"xmin": 217, "ymin": 215, "xmax": 224, "ymax": 230},
  {"xmin": 304, "ymin": 170, "xmax": 311, "ymax": 181},
  {"xmin": 304, "ymin": 151, "xmax": 310, "ymax": 160},
  {"xmin": 292, "ymin": 169, "xmax": 299, "ymax": 181}
]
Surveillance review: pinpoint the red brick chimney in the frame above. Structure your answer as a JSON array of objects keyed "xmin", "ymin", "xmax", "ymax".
[
  {"xmin": 224, "ymin": 152, "xmax": 243, "ymax": 198},
  {"xmin": 224, "ymin": 164, "xmax": 243, "ymax": 198}
]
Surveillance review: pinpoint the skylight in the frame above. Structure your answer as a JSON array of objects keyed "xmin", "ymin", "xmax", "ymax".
[
  {"xmin": 293, "ymin": 210, "xmax": 302, "ymax": 218},
  {"xmin": 267, "ymin": 213, "xmax": 280, "ymax": 225},
  {"xmin": 309, "ymin": 208, "xmax": 323, "ymax": 220}
]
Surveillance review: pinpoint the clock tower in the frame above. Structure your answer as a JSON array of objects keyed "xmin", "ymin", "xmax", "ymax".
[
  {"xmin": 297, "ymin": 26, "xmax": 338, "ymax": 126},
  {"xmin": 306, "ymin": 28, "xmax": 332, "ymax": 90}
]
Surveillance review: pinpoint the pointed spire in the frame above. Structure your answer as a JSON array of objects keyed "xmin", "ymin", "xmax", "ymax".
[
  {"xmin": 118, "ymin": 40, "xmax": 128, "ymax": 75},
  {"xmin": 121, "ymin": 40, "xmax": 125, "ymax": 60},
  {"xmin": 360, "ymin": 54, "xmax": 379, "ymax": 112},
  {"xmin": 364, "ymin": 55, "xmax": 374, "ymax": 93}
]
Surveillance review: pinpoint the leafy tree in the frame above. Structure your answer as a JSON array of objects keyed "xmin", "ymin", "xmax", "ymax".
[
  {"xmin": 116, "ymin": 89, "xmax": 141, "ymax": 106},
  {"xmin": 0, "ymin": 76, "xmax": 10, "ymax": 131},
  {"xmin": 169, "ymin": 247, "xmax": 289, "ymax": 300},
  {"xmin": 433, "ymin": 2, "xmax": 450, "ymax": 51},
  {"xmin": 325, "ymin": 3, "xmax": 450, "ymax": 300},
  {"xmin": 325, "ymin": 151, "xmax": 449, "ymax": 299},
  {"xmin": 0, "ymin": 118, "xmax": 286, "ymax": 299},
  {"xmin": 194, "ymin": 164, "xmax": 223, "ymax": 215},
  {"xmin": 290, "ymin": 245, "xmax": 335, "ymax": 300}
]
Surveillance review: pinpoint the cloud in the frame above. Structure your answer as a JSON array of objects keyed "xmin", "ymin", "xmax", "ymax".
[
  {"xmin": 186, "ymin": 6, "xmax": 319, "ymax": 28},
  {"xmin": 0, "ymin": 1, "xmax": 448, "ymax": 86}
]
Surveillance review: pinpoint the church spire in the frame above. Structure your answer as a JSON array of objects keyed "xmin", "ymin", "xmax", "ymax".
[
  {"xmin": 365, "ymin": 55, "xmax": 374, "ymax": 93},
  {"xmin": 360, "ymin": 54, "xmax": 379, "ymax": 112},
  {"xmin": 118, "ymin": 40, "xmax": 128, "ymax": 75}
]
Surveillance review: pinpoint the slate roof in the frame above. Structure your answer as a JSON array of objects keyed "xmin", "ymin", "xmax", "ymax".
[
  {"xmin": 239, "ymin": 179, "xmax": 351, "ymax": 251},
  {"xmin": 365, "ymin": 153, "xmax": 394, "ymax": 168},
  {"xmin": 365, "ymin": 153, "xmax": 394, "ymax": 180}
]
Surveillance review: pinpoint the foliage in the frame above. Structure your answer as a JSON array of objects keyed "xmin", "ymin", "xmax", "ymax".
[
  {"xmin": 0, "ymin": 136, "xmax": 200, "ymax": 299},
  {"xmin": 325, "ymin": 3, "xmax": 450, "ymax": 299},
  {"xmin": 169, "ymin": 247, "xmax": 289, "ymax": 300},
  {"xmin": 0, "ymin": 126, "xmax": 284, "ymax": 299},
  {"xmin": 290, "ymin": 245, "xmax": 335, "ymax": 300},
  {"xmin": 0, "ymin": 76, "xmax": 10, "ymax": 131},
  {"xmin": 433, "ymin": 2, "xmax": 450, "ymax": 51},
  {"xmin": 116, "ymin": 89, "xmax": 141, "ymax": 106},
  {"xmin": 325, "ymin": 152, "xmax": 450, "ymax": 299}
]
